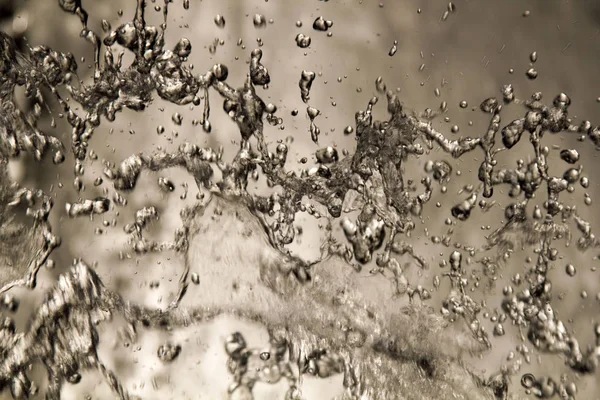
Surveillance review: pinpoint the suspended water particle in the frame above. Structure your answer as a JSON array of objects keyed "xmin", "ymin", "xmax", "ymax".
[
  {"xmin": 313, "ymin": 16, "xmax": 333, "ymax": 32},
  {"xmin": 375, "ymin": 76, "xmax": 386, "ymax": 93},
  {"xmin": 212, "ymin": 63, "xmax": 229, "ymax": 81},
  {"xmin": 253, "ymin": 14, "xmax": 267, "ymax": 28},
  {"xmin": 563, "ymin": 168, "xmax": 580, "ymax": 183},
  {"xmin": 172, "ymin": 112, "xmax": 183, "ymax": 125},
  {"xmin": 250, "ymin": 49, "xmax": 270, "ymax": 85},
  {"xmin": 225, "ymin": 332, "xmax": 247, "ymax": 358},
  {"xmin": 101, "ymin": 19, "xmax": 111, "ymax": 33},
  {"xmin": 299, "ymin": 70, "xmax": 316, "ymax": 103},
  {"xmin": 295, "ymin": 33, "xmax": 311, "ymax": 48},
  {"xmin": 202, "ymin": 120, "xmax": 212, "ymax": 133},
  {"xmin": 526, "ymin": 68, "xmax": 538, "ymax": 79},
  {"xmin": 316, "ymin": 146, "xmax": 339, "ymax": 164},
  {"xmin": 389, "ymin": 40, "xmax": 398, "ymax": 56},
  {"xmin": 65, "ymin": 198, "xmax": 110, "ymax": 218},
  {"xmin": 344, "ymin": 126, "xmax": 354, "ymax": 135},
  {"xmin": 521, "ymin": 373, "xmax": 535, "ymax": 389},
  {"xmin": 459, "ymin": 100, "xmax": 468, "ymax": 108},
  {"xmin": 530, "ymin": 51, "xmax": 538, "ymax": 63},
  {"xmin": 493, "ymin": 323, "xmax": 505, "ymax": 336},
  {"xmin": 580, "ymin": 176, "xmax": 589, "ymax": 188},
  {"xmin": 214, "ymin": 14, "xmax": 226, "ymax": 28},
  {"xmin": 157, "ymin": 343, "xmax": 181, "ymax": 363},
  {"xmin": 451, "ymin": 193, "xmax": 477, "ymax": 221},
  {"xmin": 502, "ymin": 84, "xmax": 515, "ymax": 103},
  {"xmin": 158, "ymin": 177, "xmax": 175, "ymax": 192},
  {"xmin": 174, "ymin": 37, "xmax": 192, "ymax": 58},
  {"xmin": 560, "ymin": 149, "xmax": 579, "ymax": 164},
  {"xmin": 565, "ymin": 264, "xmax": 576, "ymax": 277}
]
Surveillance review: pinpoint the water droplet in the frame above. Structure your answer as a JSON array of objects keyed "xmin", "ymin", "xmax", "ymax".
[
  {"xmin": 526, "ymin": 68, "xmax": 538, "ymax": 80},
  {"xmin": 295, "ymin": 33, "xmax": 311, "ymax": 48},
  {"xmin": 214, "ymin": 14, "xmax": 226, "ymax": 28},
  {"xmin": 530, "ymin": 51, "xmax": 538, "ymax": 63},
  {"xmin": 253, "ymin": 14, "xmax": 267, "ymax": 28},
  {"xmin": 313, "ymin": 16, "xmax": 333, "ymax": 32},
  {"xmin": 389, "ymin": 40, "xmax": 398, "ymax": 56}
]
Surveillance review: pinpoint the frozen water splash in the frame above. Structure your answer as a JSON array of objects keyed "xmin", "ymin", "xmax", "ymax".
[{"xmin": 0, "ymin": 1, "xmax": 598, "ymax": 399}]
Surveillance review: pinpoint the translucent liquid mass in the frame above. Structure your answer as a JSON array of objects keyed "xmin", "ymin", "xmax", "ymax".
[{"xmin": 0, "ymin": 0, "xmax": 599, "ymax": 399}]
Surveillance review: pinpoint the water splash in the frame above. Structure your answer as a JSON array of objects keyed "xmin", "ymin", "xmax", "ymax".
[{"xmin": 0, "ymin": 1, "xmax": 598, "ymax": 400}]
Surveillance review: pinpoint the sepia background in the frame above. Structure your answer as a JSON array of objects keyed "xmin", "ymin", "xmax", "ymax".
[{"xmin": 1, "ymin": 0, "xmax": 600, "ymax": 399}]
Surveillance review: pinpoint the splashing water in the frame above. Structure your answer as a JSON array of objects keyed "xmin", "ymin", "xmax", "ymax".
[{"xmin": 0, "ymin": 1, "xmax": 599, "ymax": 399}]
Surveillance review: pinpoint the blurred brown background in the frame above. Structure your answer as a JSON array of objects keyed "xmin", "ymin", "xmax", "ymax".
[{"xmin": 1, "ymin": 0, "xmax": 600, "ymax": 399}]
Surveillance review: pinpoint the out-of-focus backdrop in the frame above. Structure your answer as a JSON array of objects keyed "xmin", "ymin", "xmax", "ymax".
[{"xmin": 1, "ymin": 0, "xmax": 600, "ymax": 399}]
